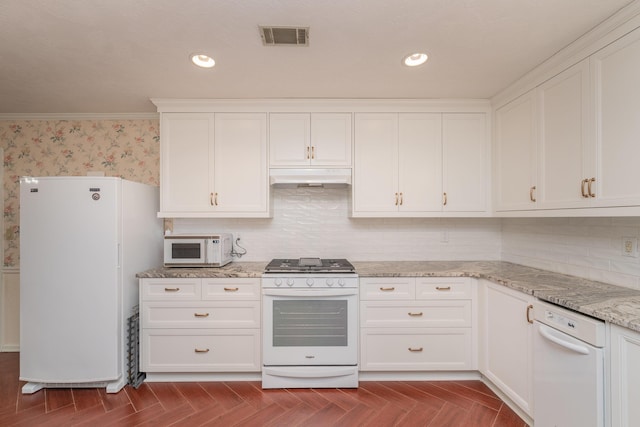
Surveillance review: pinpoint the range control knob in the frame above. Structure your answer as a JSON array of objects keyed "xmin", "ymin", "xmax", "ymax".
[
  {"xmin": 326, "ymin": 278, "xmax": 334, "ymax": 287},
  {"xmin": 274, "ymin": 278, "xmax": 283, "ymax": 287},
  {"xmin": 338, "ymin": 279, "xmax": 346, "ymax": 287},
  {"xmin": 286, "ymin": 278, "xmax": 295, "ymax": 287},
  {"xmin": 306, "ymin": 278, "xmax": 314, "ymax": 287}
]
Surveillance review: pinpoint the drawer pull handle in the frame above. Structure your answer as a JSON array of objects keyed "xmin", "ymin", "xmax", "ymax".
[
  {"xmin": 224, "ymin": 287, "xmax": 239, "ymax": 292},
  {"xmin": 526, "ymin": 304, "xmax": 534, "ymax": 324},
  {"xmin": 305, "ymin": 355, "xmax": 315, "ymax": 359},
  {"xmin": 194, "ymin": 312, "xmax": 210, "ymax": 318},
  {"xmin": 379, "ymin": 287, "xmax": 396, "ymax": 291},
  {"xmin": 435, "ymin": 286, "xmax": 451, "ymax": 291},
  {"xmin": 408, "ymin": 312, "xmax": 423, "ymax": 317},
  {"xmin": 164, "ymin": 287, "xmax": 180, "ymax": 292},
  {"xmin": 408, "ymin": 347, "xmax": 424, "ymax": 352},
  {"xmin": 194, "ymin": 348, "xmax": 210, "ymax": 353}
]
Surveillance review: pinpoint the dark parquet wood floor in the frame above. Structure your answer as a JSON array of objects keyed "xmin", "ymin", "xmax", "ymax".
[{"xmin": 0, "ymin": 353, "xmax": 528, "ymax": 426}]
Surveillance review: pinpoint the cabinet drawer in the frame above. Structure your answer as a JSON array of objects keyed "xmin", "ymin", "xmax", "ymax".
[
  {"xmin": 202, "ymin": 278, "xmax": 260, "ymax": 300},
  {"xmin": 141, "ymin": 278, "xmax": 201, "ymax": 301},
  {"xmin": 360, "ymin": 300, "xmax": 471, "ymax": 327},
  {"xmin": 141, "ymin": 329, "xmax": 261, "ymax": 372},
  {"xmin": 416, "ymin": 278, "xmax": 472, "ymax": 299},
  {"xmin": 142, "ymin": 301, "xmax": 260, "ymax": 329},
  {"xmin": 360, "ymin": 328, "xmax": 472, "ymax": 371},
  {"xmin": 360, "ymin": 278, "xmax": 415, "ymax": 300}
]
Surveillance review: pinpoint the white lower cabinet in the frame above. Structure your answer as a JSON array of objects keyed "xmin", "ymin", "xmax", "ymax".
[
  {"xmin": 480, "ymin": 280, "xmax": 534, "ymax": 418},
  {"xmin": 139, "ymin": 278, "xmax": 261, "ymax": 372},
  {"xmin": 610, "ymin": 324, "xmax": 640, "ymax": 427},
  {"xmin": 359, "ymin": 277, "xmax": 475, "ymax": 371}
]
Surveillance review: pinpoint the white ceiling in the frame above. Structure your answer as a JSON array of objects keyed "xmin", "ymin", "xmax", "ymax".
[{"xmin": 0, "ymin": 0, "xmax": 635, "ymax": 114}]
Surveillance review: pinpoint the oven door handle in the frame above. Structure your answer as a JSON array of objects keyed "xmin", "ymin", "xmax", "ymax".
[{"xmin": 262, "ymin": 288, "xmax": 357, "ymax": 297}]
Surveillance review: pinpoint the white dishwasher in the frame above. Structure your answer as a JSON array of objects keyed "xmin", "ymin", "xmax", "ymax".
[{"xmin": 533, "ymin": 300, "xmax": 606, "ymax": 427}]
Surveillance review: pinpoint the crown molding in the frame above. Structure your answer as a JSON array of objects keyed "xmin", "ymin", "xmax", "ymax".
[{"xmin": 151, "ymin": 98, "xmax": 492, "ymax": 113}]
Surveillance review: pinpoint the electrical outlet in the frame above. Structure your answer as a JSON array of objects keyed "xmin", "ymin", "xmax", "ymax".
[{"xmin": 622, "ymin": 237, "xmax": 638, "ymax": 257}]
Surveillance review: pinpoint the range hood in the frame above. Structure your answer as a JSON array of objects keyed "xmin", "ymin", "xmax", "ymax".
[{"xmin": 269, "ymin": 168, "xmax": 352, "ymax": 186}]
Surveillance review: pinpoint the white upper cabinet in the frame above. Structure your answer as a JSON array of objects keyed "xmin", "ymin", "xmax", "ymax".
[
  {"xmin": 213, "ymin": 113, "xmax": 269, "ymax": 214},
  {"xmin": 353, "ymin": 113, "xmax": 400, "ymax": 213},
  {"xmin": 495, "ymin": 59, "xmax": 598, "ymax": 212},
  {"xmin": 537, "ymin": 59, "xmax": 592, "ymax": 209},
  {"xmin": 442, "ymin": 113, "xmax": 487, "ymax": 212},
  {"xmin": 160, "ymin": 113, "xmax": 214, "ymax": 213},
  {"xmin": 591, "ymin": 26, "xmax": 640, "ymax": 208},
  {"xmin": 494, "ymin": 23, "xmax": 640, "ymax": 214},
  {"xmin": 398, "ymin": 113, "xmax": 443, "ymax": 212},
  {"xmin": 354, "ymin": 112, "xmax": 488, "ymax": 216},
  {"xmin": 494, "ymin": 91, "xmax": 537, "ymax": 211},
  {"xmin": 269, "ymin": 113, "xmax": 352, "ymax": 167},
  {"xmin": 159, "ymin": 112, "xmax": 269, "ymax": 217}
]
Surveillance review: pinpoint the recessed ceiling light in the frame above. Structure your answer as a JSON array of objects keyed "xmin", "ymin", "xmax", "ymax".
[
  {"xmin": 403, "ymin": 52, "xmax": 428, "ymax": 67},
  {"xmin": 190, "ymin": 54, "xmax": 215, "ymax": 68}
]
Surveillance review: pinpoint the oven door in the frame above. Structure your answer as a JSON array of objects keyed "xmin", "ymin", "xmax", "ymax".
[{"xmin": 262, "ymin": 288, "xmax": 358, "ymax": 366}]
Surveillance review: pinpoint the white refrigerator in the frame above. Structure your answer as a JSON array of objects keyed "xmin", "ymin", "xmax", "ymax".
[{"xmin": 19, "ymin": 176, "xmax": 162, "ymax": 394}]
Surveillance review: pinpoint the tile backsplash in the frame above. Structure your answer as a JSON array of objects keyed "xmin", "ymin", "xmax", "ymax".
[
  {"xmin": 173, "ymin": 186, "xmax": 503, "ymax": 262},
  {"xmin": 502, "ymin": 217, "xmax": 640, "ymax": 290}
]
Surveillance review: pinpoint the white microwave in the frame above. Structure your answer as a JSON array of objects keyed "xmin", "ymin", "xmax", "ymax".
[{"xmin": 164, "ymin": 234, "xmax": 233, "ymax": 267}]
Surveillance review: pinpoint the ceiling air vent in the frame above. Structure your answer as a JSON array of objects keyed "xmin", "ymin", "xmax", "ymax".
[{"xmin": 259, "ymin": 26, "xmax": 309, "ymax": 46}]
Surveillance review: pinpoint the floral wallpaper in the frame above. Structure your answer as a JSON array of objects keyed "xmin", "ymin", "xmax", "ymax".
[{"xmin": 0, "ymin": 119, "xmax": 160, "ymax": 267}]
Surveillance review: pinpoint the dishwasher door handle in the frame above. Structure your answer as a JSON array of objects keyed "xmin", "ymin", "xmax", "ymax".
[{"xmin": 538, "ymin": 324, "xmax": 589, "ymax": 355}]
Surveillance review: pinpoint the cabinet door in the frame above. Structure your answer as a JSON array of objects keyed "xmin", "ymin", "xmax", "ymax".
[
  {"xmin": 591, "ymin": 27, "xmax": 640, "ymax": 207},
  {"xmin": 213, "ymin": 113, "xmax": 268, "ymax": 213},
  {"xmin": 353, "ymin": 113, "xmax": 399, "ymax": 213},
  {"xmin": 269, "ymin": 113, "xmax": 310, "ymax": 166},
  {"xmin": 310, "ymin": 113, "xmax": 352, "ymax": 166},
  {"xmin": 442, "ymin": 113, "xmax": 487, "ymax": 212},
  {"xmin": 481, "ymin": 281, "xmax": 534, "ymax": 417},
  {"xmin": 537, "ymin": 60, "xmax": 592, "ymax": 209},
  {"xmin": 160, "ymin": 113, "xmax": 214, "ymax": 212},
  {"xmin": 494, "ymin": 93, "xmax": 537, "ymax": 211},
  {"xmin": 398, "ymin": 113, "xmax": 442, "ymax": 212},
  {"xmin": 610, "ymin": 324, "xmax": 640, "ymax": 427}
]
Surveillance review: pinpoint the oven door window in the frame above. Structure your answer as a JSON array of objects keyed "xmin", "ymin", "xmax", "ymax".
[{"xmin": 273, "ymin": 300, "xmax": 347, "ymax": 347}]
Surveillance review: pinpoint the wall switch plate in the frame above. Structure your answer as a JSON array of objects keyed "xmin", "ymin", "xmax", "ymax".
[{"xmin": 622, "ymin": 237, "xmax": 638, "ymax": 257}]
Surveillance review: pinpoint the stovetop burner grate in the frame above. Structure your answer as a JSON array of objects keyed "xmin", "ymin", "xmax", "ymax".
[{"xmin": 264, "ymin": 258, "xmax": 355, "ymax": 273}]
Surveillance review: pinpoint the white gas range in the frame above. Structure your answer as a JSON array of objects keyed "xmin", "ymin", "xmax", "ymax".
[{"xmin": 261, "ymin": 258, "xmax": 359, "ymax": 389}]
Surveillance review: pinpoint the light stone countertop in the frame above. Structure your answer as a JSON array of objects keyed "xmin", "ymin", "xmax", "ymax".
[{"xmin": 137, "ymin": 260, "xmax": 640, "ymax": 333}]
